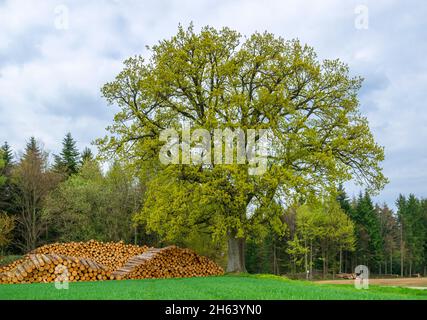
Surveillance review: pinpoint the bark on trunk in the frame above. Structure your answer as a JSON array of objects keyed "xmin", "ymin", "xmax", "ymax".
[{"xmin": 227, "ymin": 235, "xmax": 247, "ymax": 273}]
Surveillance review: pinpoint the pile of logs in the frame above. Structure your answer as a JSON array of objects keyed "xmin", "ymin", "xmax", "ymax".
[
  {"xmin": 336, "ymin": 273, "xmax": 356, "ymax": 280},
  {"xmin": 0, "ymin": 254, "xmax": 111, "ymax": 284},
  {"xmin": 118, "ymin": 246, "xmax": 224, "ymax": 280},
  {"xmin": 0, "ymin": 241, "xmax": 224, "ymax": 284},
  {"xmin": 0, "ymin": 257, "xmax": 26, "ymax": 274},
  {"xmin": 33, "ymin": 240, "xmax": 149, "ymax": 272}
]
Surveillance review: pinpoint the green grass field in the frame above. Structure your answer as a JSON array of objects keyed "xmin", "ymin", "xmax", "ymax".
[{"xmin": 1, "ymin": 275, "xmax": 427, "ymax": 300}]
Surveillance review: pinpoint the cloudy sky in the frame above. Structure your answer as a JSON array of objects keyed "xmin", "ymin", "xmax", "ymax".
[{"xmin": 0, "ymin": 0, "xmax": 426, "ymax": 209}]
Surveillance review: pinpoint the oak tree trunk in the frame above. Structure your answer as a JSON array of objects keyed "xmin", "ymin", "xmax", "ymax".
[{"xmin": 227, "ymin": 234, "xmax": 247, "ymax": 273}]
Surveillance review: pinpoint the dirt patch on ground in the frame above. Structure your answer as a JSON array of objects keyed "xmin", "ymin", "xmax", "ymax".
[{"xmin": 316, "ymin": 277, "xmax": 427, "ymax": 288}]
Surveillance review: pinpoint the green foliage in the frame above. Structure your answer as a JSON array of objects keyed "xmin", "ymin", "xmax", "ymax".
[
  {"xmin": 396, "ymin": 194, "xmax": 426, "ymax": 275},
  {"xmin": 97, "ymin": 25, "xmax": 387, "ymax": 271},
  {"xmin": 1, "ymin": 142, "xmax": 13, "ymax": 166},
  {"xmin": 0, "ymin": 152, "xmax": 5, "ymax": 187},
  {"xmin": 246, "ymin": 234, "xmax": 277, "ymax": 274},
  {"xmin": 12, "ymin": 137, "xmax": 61, "ymax": 252},
  {"xmin": 246, "ymin": 197, "xmax": 355, "ymax": 276},
  {"xmin": 294, "ymin": 198, "xmax": 355, "ymax": 274},
  {"xmin": 44, "ymin": 160, "xmax": 142, "ymax": 243},
  {"xmin": 80, "ymin": 147, "xmax": 94, "ymax": 165},
  {"xmin": 336, "ymin": 184, "xmax": 352, "ymax": 214},
  {"xmin": 351, "ymin": 192, "xmax": 383, "ymax": 269},
  {"xmin": 0, "ymin": 142, "xmax": 15, "ymax": 217},
  {"xmin": 54, "ymin": 133, "xmax": 80, "ymax": 176},
  {"xmin": 376, "ymin": 203, "xmax": 399, "ymax": 274},
  {"xmin": 0, "ymin": 212, "xmax": 15, "ymax": 253},
  {"xmin": 177, "ymin": 229, "xmax": 227, "ymax": 268},
  {"xmin": 0, "ymin": 142, "xmax": 13, "ymax": 185},
  {"xmin": 25, "ymin": 137, "xmax": 41, "ymax": 158}
]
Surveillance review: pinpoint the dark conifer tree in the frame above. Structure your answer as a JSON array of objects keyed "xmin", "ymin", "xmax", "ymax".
[{"xmin": 54, "ymin": 133, "xmax": 80, "ymax": 176}]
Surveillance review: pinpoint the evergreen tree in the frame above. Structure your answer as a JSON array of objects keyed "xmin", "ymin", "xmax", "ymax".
[
  {"xmin": 1, "ymin": 142, "xmax": 14, "ymax": 166},
  {"xmin": 376, "ymin": 203, "xmax": 398, "ymax": 275},
  {"xmin": 421, "ymin": 199, "xmax": 427, "ymax": 276},
  {"xmin": 54, "ymin": 133, "xmax": 80, "ymax": 176},
  {"xmin": 353, "ymin": 191, "xmax": 383, "ymax": 272},
  {"xmin": 403, "ymin": 194, "xmax": 425, "ymax": 275},
  {"xmin": 336, "ymin": 185, "xmax": 357, "ymax": 273},
  {"xmin": 25, "ymin": 137, "xmax": 42, "ymax": 159},
  {"xmin": 336, "ymin": 184, "xmax": 352, "ymax": 214},
  {"xmin": 0, "ymin": 151, "xmax": 5, "ymax": 186},
  {"xmin": 0, "ymin": 142, "xmax": 15, "ymax": 214},
  {"xmin": 396, "ymin": 194, "xmax": 407, "ymax": 276}
]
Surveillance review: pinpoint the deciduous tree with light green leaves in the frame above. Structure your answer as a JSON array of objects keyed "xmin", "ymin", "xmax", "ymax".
[
  {"xmin": 97, "ymin": 25, "xmax": 387, "ymax": 272},
  {"xmin": 290, "ymin": 199, "xmax": 355, "ymax": 278},
  {"xmin": 43, "ymin": 160, "xmax": 143, "ymax": 243}
]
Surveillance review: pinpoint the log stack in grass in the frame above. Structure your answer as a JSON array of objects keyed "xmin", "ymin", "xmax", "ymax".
[
  {"xmin": 0, "ymin": 241, "xmax": 224, "ymax": 284},
  {"xmin": 0, "ymin": 257, "xmax": 26, "ymax": 274},
  {"xmin": 0, "ymin": 254, "xmax": 110, "ymax": 284},
  {"xmin": 33, "ymin": 240, "xmax": 149, "ymax": 272},
  {"xmin": 114, "ymin": 246, "xmax": 224, "ymax": 280}
]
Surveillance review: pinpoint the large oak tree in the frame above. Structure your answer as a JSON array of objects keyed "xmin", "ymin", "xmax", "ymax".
[{"xmin": 97, "ymin": 25, "xmax": 387, "ymax": 272}]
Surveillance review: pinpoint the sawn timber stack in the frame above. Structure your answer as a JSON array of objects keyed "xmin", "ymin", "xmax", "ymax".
[{"xmin": 0, "ymin": 240, "xmax": 224, "ymax": 284}]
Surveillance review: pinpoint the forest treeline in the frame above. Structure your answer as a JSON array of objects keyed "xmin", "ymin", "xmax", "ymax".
[{"xmin": 1, "ymin": 134, "xmax": 426, "ymax": 278}]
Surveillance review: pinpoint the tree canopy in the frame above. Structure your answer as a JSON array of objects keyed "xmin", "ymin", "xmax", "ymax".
[{"xmin": 97, "ymin": 25, "xmax": 387, "ymax": 272}]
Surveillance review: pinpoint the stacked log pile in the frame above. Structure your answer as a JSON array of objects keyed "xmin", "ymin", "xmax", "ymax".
[
  {"xmin": 117, "ymin": 246, "xmax": 224, "ymax": 280},
  {"xmin": 33, "ymin": 240, "xmax": 149, "ymax": 272},
  {"xmin": 336, "ymin": 273, "xmax": 356, "ymax": 280},
  {"xmin": 0, "ymin": 258, "xmax": 26, "ymax": 274},
  {"xmin": 0, "ymin": 241, "xmax": 224, "ymax": 284},
  {"xmin": 0, "ymin": 254, "xmax": 110, "ymax": 284}
]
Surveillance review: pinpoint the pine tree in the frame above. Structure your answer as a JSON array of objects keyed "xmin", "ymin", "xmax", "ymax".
[
  {"xmin": 336, "ymin": 184, "xmax": 352, "ymax": 214},
  {"xmin": 336, "ymin": 185, "xmax": 357, "ymax": 273},
  {"xmin": 353, "ymin": 191, "xmax": 383, "ymax": 272},
  {"xmin": 0, "ymin": 152, "xmax": 5, "ymax": 186},
  {"xmin": 0, "ymin": 142, "xmax": 15, "ymax": 213},
  {"xmin": 405, "ymin": 194, "xmax": 425, "ymax": 275},
  {"xmin": 54, "ymin": 133, "xmax": 80, "ymax": 176},
  {"xmin": 25, "ymin": 137, "xmax": 42, "ymax": 159},
  {"xmin": 377, "ymin": 203, "xmax": 398, "ymax": 275},
  {"xmin": 421, "ymin": 199, "xmax": 427, "ymax": 276},
  {"xmin": 396, "ymin": 194, "xmax": 407, "ymax": 276},
  {"xmin": 1, "ymin": 142, "xmax": 14, "ymax": 166}
]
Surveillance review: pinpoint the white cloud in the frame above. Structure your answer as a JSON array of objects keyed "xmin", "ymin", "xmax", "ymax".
[{"xmin": 0, "ymin": 0, "xmax": 426, "ymax": 208}]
